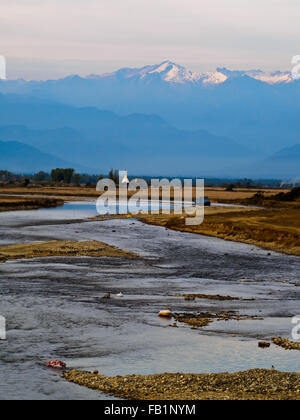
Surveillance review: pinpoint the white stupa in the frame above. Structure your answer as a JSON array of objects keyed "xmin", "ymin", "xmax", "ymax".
[{"xmin": 120, "ymin": 170, "xmax": 129, "ymax": 184}]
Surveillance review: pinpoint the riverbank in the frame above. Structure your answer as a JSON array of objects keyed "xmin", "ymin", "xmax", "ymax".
[
  {"xmin": 2, "ymin": 186, "xmax": 299, "ymax": 257},
  {"xmin": 0, "ymin": 240, "xmax": 136, "ymax": 263},
  {"xmin": 93, "ymin": 205, "xmax": 300, "ymax": 256},
  {"xmin": 135, "ymin": 206, "xmax": 300, "ymax": 256},
  {"xmin": 64, "ymin": 368, "xmax": 300, "ymax": 400},
  {"xmin": 0, "ymin": 196, "xmax": 64, "ymax": 212}
]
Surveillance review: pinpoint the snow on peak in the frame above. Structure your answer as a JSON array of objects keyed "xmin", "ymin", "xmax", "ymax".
[
  {"xmin": 96, "ymin": 61, "xmax": 203, "ymax": 84},
  {"xmin": 202, "ymin": 71, "xmax": 228, "ymax": 84},
  {"xmin": 149, "ymin": 61, "xmax": 172, "ymax": 74},
  {"xmin": 251, "ymin": 71, "xmax": 293, "ymax": 84},
  {"xmin": 91, "ymin": 62, "xmax": 293, "ymax": 86},
  {"xmin": 216, "ymin": 67, "xmax": 292, "ymax": 85},
  {"xmin": 145, "ymin": 60, "xmax": 202, "ymax": 83}
]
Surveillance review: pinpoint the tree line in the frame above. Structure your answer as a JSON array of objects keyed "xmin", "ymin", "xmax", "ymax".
[{"xmin": 0, "ymin": 168, "xmax": 123, "ymax": 187}]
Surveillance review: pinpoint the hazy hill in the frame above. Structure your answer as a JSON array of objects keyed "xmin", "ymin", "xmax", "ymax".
[
  {"xmin": 0, "ymin": 140, "xmax": 93, "ymax": 173},
  {"xmin": 234, "ymin": 144, "xmax": 300, "ymax": 179},
  {"xmin": 269, "ymin": 144, "xmax": 300, "ymax": 161},
  {"xmin": 0, "ymin": 95, "xmax": 254, "ymax": 175}
]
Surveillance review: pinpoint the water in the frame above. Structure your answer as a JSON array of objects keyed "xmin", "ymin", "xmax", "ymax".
[{"xmin": 0, "ymin": 202, "xmax": 299, "ymax": 399}]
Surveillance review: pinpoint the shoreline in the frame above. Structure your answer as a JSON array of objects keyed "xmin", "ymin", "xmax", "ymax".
[
  {"xmin": 64, "ymin": 368, "xmax": 300, "ymax": 400},
  {"xmin": 1, "ymin": 188, "xmax": 299, "ymax": 257},
  {"xmin": 135, "ymin": 207, "xmax": 300, "ymax": 256},
  {"xmin": 93, "ymin": 206, "xmax": 300, "ymax": 257},
  {"xmin": 0, "ymin": 196, "xmax": 64, "ymax": 212}
]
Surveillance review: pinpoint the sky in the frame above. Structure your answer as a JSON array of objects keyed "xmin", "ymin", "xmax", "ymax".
[{"xmin": 0, "ymin": 0, "xmax": 299, "ymax": 80}]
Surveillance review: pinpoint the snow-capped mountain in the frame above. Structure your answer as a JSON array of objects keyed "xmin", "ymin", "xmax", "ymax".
[
  {"xmin": 88, "ymin": 60, "xmax": 204, "ymax": 84},
  {"xmin": 0, "ymin": 60, "xmax": 299, "ymax": 177},
  {"xmin": 0, "ymin": 61, "xmax": 294, "ymax": 92},
  {"xmin": 87, "ymin": 60, "xmax": 292, "ymax": 85},
  {"xmin": 0, "ymin": 60, "xmax": 299, "ymax": 161},
  {"xmin": 90, "ymin": 60, "xmax": 229, "ymax": 85},
  {"xmin": 216, "ymin": 67, "xmax": 292, "ymax": 85}
]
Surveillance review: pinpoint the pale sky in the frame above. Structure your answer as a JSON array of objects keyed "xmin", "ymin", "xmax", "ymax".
[{"xmin": 0, "ymin": 0, "xmax": 299, "ymax": 80}]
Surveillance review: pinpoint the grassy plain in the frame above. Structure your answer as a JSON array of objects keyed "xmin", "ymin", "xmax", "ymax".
[
  {"xmin": 0, "ymin": 185, "xmax": 290, "ymax": 201},
  {"xmin": 0, "ymin": 240, "xmax": 136, "ymax": 263}
]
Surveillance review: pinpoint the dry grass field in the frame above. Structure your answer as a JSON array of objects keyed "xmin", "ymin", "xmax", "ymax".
[
  {"xmin": 0, "ymin": 240, "xmax": 136, "ymax": 263},
  {"xmin": 0, "ymin": 185, "xmax": 290, "ymax": 202},
  {"xmin": 0, "ymin": 186, "xmax": 100, "ymax": 198},
  {"xmin": 0, "ymin": 195, "xmax": 64, "ymax": 212},
  {"xmin": 204, "ymin": 187, "xmax": 289, "ymax": 203}
]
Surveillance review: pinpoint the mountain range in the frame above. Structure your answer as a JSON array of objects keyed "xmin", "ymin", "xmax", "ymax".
[
  {"xmin": 1, "ymin": 60, "xmax": 294, "ymax": 89},
  {"xmin": 0, "ymin": 61, "xmax": 299, "ymax": 178}
]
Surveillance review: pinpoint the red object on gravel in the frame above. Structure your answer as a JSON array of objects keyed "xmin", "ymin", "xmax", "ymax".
[{"xmin": 46, "ymin": 360, "xmax": 66, "ymax": 369}]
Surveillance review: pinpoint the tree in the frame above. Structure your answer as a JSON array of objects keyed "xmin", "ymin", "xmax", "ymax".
[
  {"xmin": 51, "ymin": 168, "xmax": 64, "ymax": 183},
  {"xmin": 50, "ymin": 168, "xmax": 74, "ymax": 184},
  {"xmin": 63, "ymin": 168, "xmax": 75, "ymax": 184},
  {"xmin": 34, "ymin": 171, "xmax": 49, "ymax": 182},
  {"xmin": 108, "ymin": 169, "xmax": 119, "ymax": 184}
]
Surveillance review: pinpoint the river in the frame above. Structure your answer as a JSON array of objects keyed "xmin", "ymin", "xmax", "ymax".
[{"xmin": 0, "ymin": 201, "xmax": 299, "ymax": 399}]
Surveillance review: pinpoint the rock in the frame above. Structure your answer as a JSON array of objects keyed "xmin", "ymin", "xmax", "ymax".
[
  {"xmin": 184, "ymin": 295, "xmax": 195, "ymax": 301},
  {"xmin": 272, "ymin": 337, "xmax": 300, "ymax": 350},
  {"xmin": 158, "ymin": 309, "xmax": 172, "ymax": 318},
  {"xmin": 258, "ymin": 341, "xmax": 270, "ymax": 348}
]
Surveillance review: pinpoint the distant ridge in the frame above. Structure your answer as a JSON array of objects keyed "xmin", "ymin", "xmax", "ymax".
[
  {"xmin": 2, "ymin": 61, "xmax": 293, "ymax": 86},
  {"xmin": 0, "ymin": 140, "xmax": 94, "ymax": 173},
  {"xmin": 269, "ymin": 144, "xmax": 300, "ymax": 160},
  {"xmin": 0, "ymin": 61, "xmax": 299, "ymax": 177}
]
